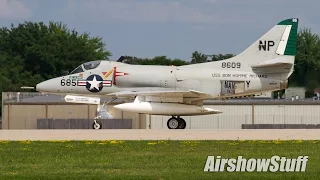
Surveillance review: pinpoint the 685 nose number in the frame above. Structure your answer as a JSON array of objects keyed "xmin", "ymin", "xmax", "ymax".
[{"xmin": 61, "ymin": 79, "xmax": 76, "ymax": 86}]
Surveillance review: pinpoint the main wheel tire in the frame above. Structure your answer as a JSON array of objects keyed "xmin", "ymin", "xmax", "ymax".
[
  {"xmin": 167, "ymin": 117, "xmax": 180, "ymax": 129},
  {"xmin": 178, "ymin": 118, "xmax": 186, "ymax": 129},
  {"xmin": 92, "ymin": 121, "xmax": 102, "ymax": 129}
]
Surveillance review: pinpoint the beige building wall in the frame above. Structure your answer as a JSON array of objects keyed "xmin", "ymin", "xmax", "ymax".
[
  {"xmin": 254, "ymin": 105, "xmax": 320, "ymax": 124},
  {"xmin": 1, "ymin": 103, "xmax": 142, "ymax": 129},
  {"xmin": 47, "ymin": 104, "xmax": 97, "ymax": 119},
  {"xmin": 2, "ymin": 104, "xmax": 46, "ymax": 129},
  {"xmin": 2, "ymin": 103, "xmax": 99, "ymax": 129}
]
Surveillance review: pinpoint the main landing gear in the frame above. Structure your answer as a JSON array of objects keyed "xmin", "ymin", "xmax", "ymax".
[{"xmin": 167, "ymin": 116, "xmax": 186, "ymax": 129}]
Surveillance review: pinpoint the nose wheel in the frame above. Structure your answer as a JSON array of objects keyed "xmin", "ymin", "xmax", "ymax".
[
  {"xmin": 92, "ymin": 120, "xmax": 102, "ymax": 129},
  {"xmin": 167, "ymin": 116, "xmax": 186, "ymax": 129}
]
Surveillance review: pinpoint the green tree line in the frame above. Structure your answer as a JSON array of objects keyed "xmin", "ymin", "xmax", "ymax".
[{"xmin": 0, "ymin": 21, "xmax": 320, "ymax": 115}]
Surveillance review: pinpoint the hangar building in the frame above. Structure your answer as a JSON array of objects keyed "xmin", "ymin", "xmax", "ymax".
[{"xmin": 1, "ymin": 92, "xmax": 320, "ymax": 129}]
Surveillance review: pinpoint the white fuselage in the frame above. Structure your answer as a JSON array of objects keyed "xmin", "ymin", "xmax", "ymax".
[{"xmin": 36, "ymin": 61, "xmax": 287, "ymax": 99}]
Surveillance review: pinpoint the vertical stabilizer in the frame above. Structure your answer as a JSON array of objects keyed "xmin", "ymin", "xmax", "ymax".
[{"xmin": 183, "ymin": 18, "xmax": 299, "ymax": 73}]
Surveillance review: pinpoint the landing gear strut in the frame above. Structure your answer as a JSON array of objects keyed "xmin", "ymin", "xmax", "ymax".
[
  {"xmin": 92, "ymin": 97, "xmax": 117, "ymax": 130},
  {"xmin": 167, "ymin": 116, "xmax": 186, "ymax": 129}
]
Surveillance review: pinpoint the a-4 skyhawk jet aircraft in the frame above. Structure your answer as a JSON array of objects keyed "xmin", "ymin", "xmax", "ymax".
[{"xmin": 33, "ymin": 18, "xmax": 298, "ymax": 129}]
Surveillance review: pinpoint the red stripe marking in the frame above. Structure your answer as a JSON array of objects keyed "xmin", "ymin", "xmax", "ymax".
[
  {"xmin": 77, "ymin": 80, "xmax": 86, "ymax": 86},
  {"xmin": 113, "ymin": 66, "xmax": 128, "ymax": 85},
  {"xmin": 113, "ymin": 66, "xmax": 116, "ymax": 85},
  {"xmin": 115, "ymin": 72, "xmax": 129, "ymax": 76}
]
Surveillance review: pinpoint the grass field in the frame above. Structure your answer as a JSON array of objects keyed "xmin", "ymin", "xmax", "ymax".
[{"xmin": 0, "ymin": 140, "xmax": 319, "ymax": 180}]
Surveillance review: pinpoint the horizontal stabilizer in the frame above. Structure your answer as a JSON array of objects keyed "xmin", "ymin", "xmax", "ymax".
[{"xmin": 251, "ymin": 57, "xmax": 294, "ymax": 68}]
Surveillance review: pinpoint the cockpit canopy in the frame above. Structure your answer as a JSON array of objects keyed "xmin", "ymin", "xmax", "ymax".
[
  {"xmin": 70, "ymin": 60, "xmax": 102, "ymax": 74},
  {"xmin": 83, "ymin": 60, "xmax": 101, "ymax": 70}
]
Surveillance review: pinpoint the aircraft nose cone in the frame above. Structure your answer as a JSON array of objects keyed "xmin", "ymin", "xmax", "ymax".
[
  {"xmin": 35, "ymin": 81, "xmax": 47, "ymax": 92},
  {"xmin": 36, "ymin": 80, "xmax": 58, "ymax": 93}
]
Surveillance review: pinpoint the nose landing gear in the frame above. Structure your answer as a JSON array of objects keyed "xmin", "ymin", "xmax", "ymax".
[
  {"xmin": 92, "ymin": 97, "xmax": 117, "ymax": 130},
  {"xmin": 92, "ymin": 120, "xmax": 102, "ymax": 129},
  {"xmin": 167, "ymin": 116, "xmax": 186, "ymax": 129}
]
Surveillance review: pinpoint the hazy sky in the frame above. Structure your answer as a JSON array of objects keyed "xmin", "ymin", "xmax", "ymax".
[{"xmin": 0, "ymin": 0, "xmax": 319, "ymax": 61}]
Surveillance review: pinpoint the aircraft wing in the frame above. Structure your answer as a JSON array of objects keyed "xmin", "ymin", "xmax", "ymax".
[{"xmin": 106, "ymin": 89, "xmax": 213, "ymax": 103}]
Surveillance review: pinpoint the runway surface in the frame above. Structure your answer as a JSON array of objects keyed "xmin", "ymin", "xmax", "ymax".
[{"xmin": 0, "ymin": 129, "xmax": 320, "ymax": 140}]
